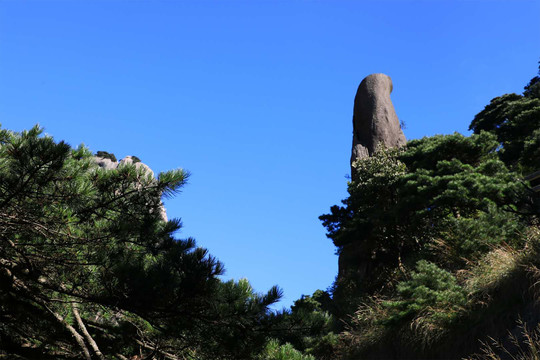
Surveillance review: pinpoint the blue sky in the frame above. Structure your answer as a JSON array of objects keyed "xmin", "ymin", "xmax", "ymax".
[{"xmin": 1, "ymin": 0, "xmax": 538, "ymax": 308}]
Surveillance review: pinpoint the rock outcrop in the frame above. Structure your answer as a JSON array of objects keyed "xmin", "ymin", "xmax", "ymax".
[
  {"xmin": 337, "ymin": 74, "xmax": 407, "ymax": 301},
  {"xmin": 93, "ymin": 155, "xmax": 167, "ymax": 221},
  {"xmin": 350, "ymin": 73, "xmax": 406, "ymax": 174}
]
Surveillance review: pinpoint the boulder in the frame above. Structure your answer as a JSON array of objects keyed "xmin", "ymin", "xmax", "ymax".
[{"xmin": 93, "ymin": 157, "xmax": 118, "ymax": 170}]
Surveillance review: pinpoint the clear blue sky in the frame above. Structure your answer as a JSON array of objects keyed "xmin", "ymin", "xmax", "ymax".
[{"xmin": 1, "ymin": 0, "xmax": 538, "ymax": 308}]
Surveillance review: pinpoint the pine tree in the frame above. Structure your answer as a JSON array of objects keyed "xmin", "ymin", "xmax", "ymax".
[
  {"xmin": 470, "ymin": 62, "xmax": 540, "ymax": 173},
  {"xmin": 0, "ymin": 126, "xmax": 281, "ymax": 359},
  {"xmin": 320, "ymin": 133, "xmax": 524, "ymax": 309}
]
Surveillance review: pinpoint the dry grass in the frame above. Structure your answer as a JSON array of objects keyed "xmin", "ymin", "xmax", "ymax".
[
  {"xmin": 467, "ymin": 320, "xmax": 540, "ymax": 360},
  {"xmin": 338, "ymin": 229, "xmax": 540, "ymax": 359},
  {"xmin": 462, "ymin": 245, "xmax": 520, "ymax": 301}
]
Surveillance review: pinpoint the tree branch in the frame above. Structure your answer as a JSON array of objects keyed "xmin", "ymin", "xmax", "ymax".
[
  {"xmin": 72, "ymin": 301, "xmax": 105, "ymax": 360},
  {"xmin": 43, "ymin": 302, "xmax": 91, "ymax": 360}
]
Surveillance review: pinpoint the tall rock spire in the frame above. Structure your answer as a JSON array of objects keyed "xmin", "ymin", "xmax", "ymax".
[
  {"xmin": 336, "ymin": 74, "xmax": 407, "ymax": 304},
  {"xmin": 350, "ymin": 73, "xmax": 406, "ymax": 174}
]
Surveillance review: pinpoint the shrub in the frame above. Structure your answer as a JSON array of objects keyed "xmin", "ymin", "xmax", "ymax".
[
  {"xmin": 383, "ymin": 260, "xmax": 467, "ymax": 324},
  {"xmin": 257, "ymin": 339, "xmax": 315, "ymax": 360},
  {"xmin": 95, "ymin": 150, "xmax": 117, "ymax": 162}
]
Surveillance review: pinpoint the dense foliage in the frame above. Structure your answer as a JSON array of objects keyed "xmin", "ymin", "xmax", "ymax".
[
  {"xmin": 470, "ymin": 62, "xmax": 540, "ymax": 173},
  {"xmin": 0, "ymin": 126, "xmax": 281, "ymax": 359},
  {"xmin": 316, "ymin": 64, "xmax": 540, "ymax": 359},
  {"xmin": 320, "ymin": 132, "xmax": 525, "ymax": 312},
  {"xmin": 268, "ymin": 290, "xmax": 339, "ymax": 360}
]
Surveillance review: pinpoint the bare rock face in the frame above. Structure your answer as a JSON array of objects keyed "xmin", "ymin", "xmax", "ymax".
[
  {"xmin": 94, "ymin": 157, "xmax": 118, "ymax": 170},
  {"xmin": 350, "ymin": 73, "xmax": 406, "ymax": 174}
]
